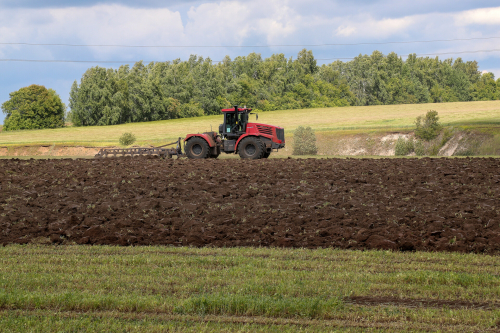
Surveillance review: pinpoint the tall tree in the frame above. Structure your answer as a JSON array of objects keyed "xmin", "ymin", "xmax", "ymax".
[{"xmin": 2, "ymin": 84, "xmax": 65, "ymax": 131}]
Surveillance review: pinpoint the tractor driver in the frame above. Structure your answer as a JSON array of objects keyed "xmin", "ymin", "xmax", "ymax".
[{"xmin": 226, "ymin": 112, "xmax": 246, "ymax": 134}]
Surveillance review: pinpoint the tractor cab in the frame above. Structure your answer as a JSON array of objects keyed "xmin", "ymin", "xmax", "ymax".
[{"xmin": 219, "ymin": 106, "xmax": 253, "ymax": 139}]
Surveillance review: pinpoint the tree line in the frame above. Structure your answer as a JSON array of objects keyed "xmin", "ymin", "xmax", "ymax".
[
  {"xmin": 2, "ymin": 49, "xmax": 500, "ymax": 130},
  {"xmin": 68, "ymin": 49, "xmax": 500, "ymax": 126}
]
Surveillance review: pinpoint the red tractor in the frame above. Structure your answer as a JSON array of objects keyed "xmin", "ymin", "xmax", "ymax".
[
  {"xmin": 94, "ymin": 106, "xmax": 284, "ymax": 159},
  {"xmin": 184, "ymin": 106, "xmax": 285, "ymax": 159}
]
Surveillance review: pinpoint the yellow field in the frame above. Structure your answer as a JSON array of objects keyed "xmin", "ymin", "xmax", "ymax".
[{"xmin": 0, "ymin": 101, "xmax": 499, "ymax": 147}]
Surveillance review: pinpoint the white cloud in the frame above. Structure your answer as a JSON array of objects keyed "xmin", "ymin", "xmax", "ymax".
[
  {"xmin": 185, "ymin": 0, "xmax": 299, "ymax": 45},
  {"xmin": 455, "ymin": 6, "xmax": 500, "ymax": 26},
  {"xmin": 335, "ymin": 25, "xmax": 356, "ymax": 37},
  {"xmin": 0, "ymin": 1, "xmax": 499, "ymax": 63},
  {"xmin": 334, "ymin": 16, "xmax": 414, "ymax": 39},
  {"xmin": 0, "ymin": 4, "xmax": 185, "ymax": 58}
]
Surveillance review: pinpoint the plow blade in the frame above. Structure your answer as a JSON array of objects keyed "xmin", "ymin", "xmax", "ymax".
[{"xmin": 95, "ymin": 138, "xmax": 184, "ymax": 159}]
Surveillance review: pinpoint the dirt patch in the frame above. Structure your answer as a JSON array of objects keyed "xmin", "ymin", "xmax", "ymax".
[
  {"xmin": 347, "ymin": 296, "xmax": 499, "ymax": 309},
  {"xmin": 0, "ymin": 146, "xmax": 103, "ymax": 157},
  {"xmin": 1, "ymin": 157, "xmax": 500, "ymax": 253},
  {"xmin": 322, "ymin": 133, "xmax": 411, "ymax": 156},
  {"xmin": 439, "ymin": 134, "xmax": 463, "ymax": 156}
]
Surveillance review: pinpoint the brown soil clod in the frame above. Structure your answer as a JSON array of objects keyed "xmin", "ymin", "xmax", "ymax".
[{"xmin": 1, "ymin": 157, "xmax": 500, "ymax": 253}]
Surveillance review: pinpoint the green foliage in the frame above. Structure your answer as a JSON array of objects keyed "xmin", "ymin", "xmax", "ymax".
[
  {"xmin": 179, "ymin": 102, "xmax": 204, "ymax": 118},
  {"xmin": 293, "ymin": 126, "xmax": 318, "ymax": 155},
  {"xmin": 428, "ymin": 143, "xmax": 441, "ymax": 156},
  {"xmin": 119, "ymin": 132, "xmax": 136, "ymax": 146},
  {"xmin": 1, "ymin": 85, "xmax": 65, "ymax": 131},
  {"xmin": 469, "ymin": 72, "xmax": 500, "ymax": 101},
  {"xmin": 394, "ymin": 137, "xmax": 414, "ymax": 156},
  {"xmin": 414, "ymin": 140, "xmax": 426, "ymax": 156},
  {"xmin": 415, "ymin": 110, "xmax": 442, "ymax": 141},
  {"xmin": 68, "ymin": 50, "xmax": 498, "ymax": 127}
]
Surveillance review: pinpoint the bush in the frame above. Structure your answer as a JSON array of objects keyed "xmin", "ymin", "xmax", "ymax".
[
  {"xmin": 2, "ymin": 84, "xmax": 65, "ymax": 131},
  {"xmin": 414, "ymin": 110, "xmax": 442, "ymax": 141},
  {"xmin": 119, "ymin": 132, "xmax": 136, "ymax": 146},
  {"xmin": 414, "ymin": 140, "xmax": 426, "ymax": 156},
  {"xmin": 293, "ymin": 126, "xmax": 318, "ymax": 155},
  {"xmin": 394, "ymin": 137, "xmax": 414, "ymax": 156}
]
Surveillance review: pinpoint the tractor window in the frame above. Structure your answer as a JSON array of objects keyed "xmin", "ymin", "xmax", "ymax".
[
  {"xmin": 225, "ymin": 113, "xmax": 236, "ymax": 133},
  {"xmin": 225, "ymin": 112, "xmax": 248, "ymax": 133},
  {"xmin": 238, "ymin": 113, "xmax": 248, "ymax": 128}
]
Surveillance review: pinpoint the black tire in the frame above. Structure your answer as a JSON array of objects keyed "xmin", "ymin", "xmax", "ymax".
[
  {"xmin": 209, "ymin": 146, "xmax": 220, "ymax": 159},
  {"xmin": 238, "ymin": 137, "xmax": 264, "ymax": 159},
  {"xmin": 185, "ymin": 137, "xmax": 210, "ymax": 159},
  {"xmin": 262, "ymin": 150, "xmax": 271, "ymax": 158}
]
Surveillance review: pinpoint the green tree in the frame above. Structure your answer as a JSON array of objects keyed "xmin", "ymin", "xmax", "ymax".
[
  {"xmin": 470, "ymin": 73, "xmax": 500, "ymax": 101},
  {"xmin": 2, "ymin": 84, "xmax": 65, "ymax": 131}
]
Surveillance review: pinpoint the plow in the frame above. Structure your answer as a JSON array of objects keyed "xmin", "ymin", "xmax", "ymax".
[
  {"xmin": 95, "ymin": 138, "xmax": 184, "ymax": 159},
  {"xmin": 94, "ymin": 106, "xmax": 285, "ymax": 160}
]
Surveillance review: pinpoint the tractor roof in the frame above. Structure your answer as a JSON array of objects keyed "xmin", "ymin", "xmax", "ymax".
[{"xmin": 221, "ymin": 107, "xmax": 252, "ymax": 113}]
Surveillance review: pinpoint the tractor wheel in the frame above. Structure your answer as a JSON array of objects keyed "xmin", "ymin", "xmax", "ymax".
[
  {"xmin": 262, "ymin": 150, "xmax": 271, "ymax": 159},
  {"xmin": 238, "ymin": 137, "xmax": 264, "ymax": 159},
  {"xmin": 209, "ymin": 146, "xmax": 220, "ymax": 158},
  {"xmin": 185, "ymin": 137, "xmax": 210, "ymax": 159}
]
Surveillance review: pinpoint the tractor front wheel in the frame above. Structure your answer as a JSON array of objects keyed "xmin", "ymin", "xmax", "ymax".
[
  {"xmin": 238, "ymin": 137, "xmax": 264, "ymax": 159},
  {"xmin": 185, "ymin": 137, "xmax": 210, "ymax": 159}
]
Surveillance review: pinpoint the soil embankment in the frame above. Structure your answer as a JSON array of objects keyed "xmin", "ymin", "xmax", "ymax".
[
  {"xmin": 0, "ymin": 145, "xmax": 100, "ymax": 157},
  {"xmin": 1, "ymin": 157, "xmax": 499, "ymax": 253},
  {"xmin": 0, "ymin": 129, "xmax": 489, "ymax": 157}
]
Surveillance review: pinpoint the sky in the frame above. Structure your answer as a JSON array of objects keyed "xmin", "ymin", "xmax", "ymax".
[{"xmin": 1, "ymin": 0, "xmax": 500, "ymax": 124}]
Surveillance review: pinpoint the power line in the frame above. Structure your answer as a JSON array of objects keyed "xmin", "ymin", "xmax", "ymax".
[
  {"xmin": 318, "ymin": 49, "xmax": 500, "ymax": 61},
  {"xmin": 1, "ymin": 36, "xmax": 500, "ymax": 48},
  {"xmin": 1, "ymin": 49, "xmax": 500, "ymax": 64}
]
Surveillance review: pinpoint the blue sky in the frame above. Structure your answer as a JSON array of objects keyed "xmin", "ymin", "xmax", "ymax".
[{"xmin": 1, "ymin": 0, "xmax": 500, "ymax": 124}]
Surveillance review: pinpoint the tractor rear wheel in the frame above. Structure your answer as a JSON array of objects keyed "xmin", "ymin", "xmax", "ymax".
[
  {"xmin": 185, "ymin": 137, "xmax": 210, "ymax": 159},
  {"xmin": 238, "ymin": 137, "xmax": 264, "ymax": 159}
]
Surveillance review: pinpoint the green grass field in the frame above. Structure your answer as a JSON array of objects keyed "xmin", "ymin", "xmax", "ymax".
[
  {"xmin": 0, "ymin": 245, "xmax": 499, "ymax": 332},
  {"xmin": 0, "ymin": 101, "xmax": 499, "ymax": 147}
]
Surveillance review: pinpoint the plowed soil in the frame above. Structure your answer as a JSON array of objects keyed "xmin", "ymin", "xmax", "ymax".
[{"xmin": 1, "ymin": 157, "xmax": 499, "ymax": 253}]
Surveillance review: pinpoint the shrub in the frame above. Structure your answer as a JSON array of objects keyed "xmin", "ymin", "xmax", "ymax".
[
  {"xmin": 293, "ymin": 126, "xmax": 318, "ymax": 155},
  {"xmin": 440, "ymin": 127, "xmax": 453, "ymax": 146},
  {"xmin": 414, "ymin": 110, "xmax": 442, "ymax": 141},
  {"xmin": 394, "ymin": 137, "xmax": 414, "ymax": 156},
  {"xmin": 119, "ymin": 132, "xmax": 136, "ymax": 146},
  {"xmin": 428, "ymin": 143, "xmax": 441, "ymax": 156},
  {"xmin": 414, "ymin": 140, "xmax": 426, "ymax": 156}
]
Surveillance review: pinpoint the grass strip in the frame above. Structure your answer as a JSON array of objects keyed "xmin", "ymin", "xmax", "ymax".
[{"xmin": 0, "ymin": 245, "xmax": 499, "ymax": 331}]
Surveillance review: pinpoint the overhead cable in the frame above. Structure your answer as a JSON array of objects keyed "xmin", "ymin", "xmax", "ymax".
[
  {"xmin": 1, "ymin": 36, "xmax": 500, "ymax": 48},
  {"xmin": 1, "ymin": 48, "xmax": 500, "ymax": 64}
]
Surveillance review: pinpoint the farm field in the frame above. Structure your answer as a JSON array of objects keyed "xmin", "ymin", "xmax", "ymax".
[
  {"xmin": 1, "ymin": 157, "xmax": 499, "ymax": 253},
  {"xmin": 2, "ymin": 104, "xmax": 500, "ymax": 331},
  {"xmin": 0, "ymin": 100, "xmax": 499, "ymax": 147},
  {"xmin": 0, "ymin": 245, "xmax": 499, "ymax": 332}
]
